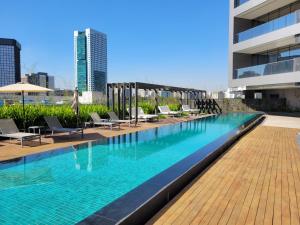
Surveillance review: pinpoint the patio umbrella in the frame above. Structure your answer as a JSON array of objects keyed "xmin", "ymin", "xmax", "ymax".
[
  {"xmin": 0, "ymin": 82, "xmax": 53, "ymax": 129},
  {"xmin": 71, "ymin": 87, "xmax": 79, "ymax": 127}
]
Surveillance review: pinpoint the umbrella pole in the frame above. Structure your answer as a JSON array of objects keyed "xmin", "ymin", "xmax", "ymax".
[{"xmin": 22, "ymin": 90, "xmax": 25, "ymax": 131}]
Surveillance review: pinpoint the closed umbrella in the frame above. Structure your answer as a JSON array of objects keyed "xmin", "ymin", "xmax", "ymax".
[
  {"xmin": 71, "ymin": 87, "xmax": 79, "ymax": 127},
  {"xmin": 0, "ymin": 82, "xmax": 53, "ymax": 129}
]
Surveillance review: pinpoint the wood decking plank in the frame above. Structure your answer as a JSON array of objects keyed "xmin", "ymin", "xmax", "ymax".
[{"xmin": 147, "ymin": 126, "xmax": 300, "ymax": 225}]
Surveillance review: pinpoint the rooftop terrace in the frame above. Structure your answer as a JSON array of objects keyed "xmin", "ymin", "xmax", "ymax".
[{"xmin": 148, "ymin": 122, "xmax": 300, "ymax": 224}]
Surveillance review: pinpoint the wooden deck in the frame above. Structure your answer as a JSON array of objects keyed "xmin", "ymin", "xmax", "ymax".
[{"xmin": 147, "ymin": 126, "xmax": 300, "ymax": 225}]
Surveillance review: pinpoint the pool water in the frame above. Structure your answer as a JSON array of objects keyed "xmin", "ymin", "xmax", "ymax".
[{"xmin": 0, "ymin": 113, "xmax": 256, "ymax": 224}]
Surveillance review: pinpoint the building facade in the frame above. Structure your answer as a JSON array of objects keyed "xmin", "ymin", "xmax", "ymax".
[
  {"xmin": 74, "ymin": 28, "xmax": 107, "ymax": 94},
  {"xmin": 229, "ymin": 0, "xmax": 300, "ymax": 110},
  {"xmin": 0, "ymin": 38, "xmax": 21, "ymax": 87},
  {"xmin": 24, "ymin": 72, "xmax": 55, "ymax": 89}
]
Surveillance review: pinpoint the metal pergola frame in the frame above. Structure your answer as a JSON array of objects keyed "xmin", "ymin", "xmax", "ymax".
[{"xmin": 106, "ymin": 82, "xmax": 206, "ymax": 123}]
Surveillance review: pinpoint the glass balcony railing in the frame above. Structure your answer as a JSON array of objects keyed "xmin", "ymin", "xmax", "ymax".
[
  {"xmin": 235, "ymin": 57, "xmax": 300, "ymax": 79},
  {"xmin": 235, "ymin": 10, "xmax": 300, "ymax": 43},
  {"xmin": 234, "ymin": 0, "xmax": 250, "ymax": 8}
]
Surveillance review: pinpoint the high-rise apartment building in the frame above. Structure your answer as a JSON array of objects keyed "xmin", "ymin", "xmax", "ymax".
[
  {"xmin": 24, "ymin": 72, "xmax": 55, "ymax": 89},
  {"xmin": 74, "ymin": 28, "xmax": 107, "ymax": 94},
  {"xmin": 229, "ymin": 0, "xmax": 300, "ymax": 109},
  {"xmin": 0, "ymin": 38, "xmax": 21, "ymax": 87}
]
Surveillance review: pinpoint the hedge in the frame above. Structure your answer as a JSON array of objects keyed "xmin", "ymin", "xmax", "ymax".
[
  {"xmin": 0, "ymin": 104, "xmax": 109, "ymax": 128},
  {"xmin": 0, "ymin": 101, "xmax": 183, "ymax": 129}
]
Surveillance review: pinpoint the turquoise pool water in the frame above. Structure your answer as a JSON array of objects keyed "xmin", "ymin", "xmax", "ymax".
[{"xmin": 0, "ymin": 113, "xmax": 256, "ymax": 224}]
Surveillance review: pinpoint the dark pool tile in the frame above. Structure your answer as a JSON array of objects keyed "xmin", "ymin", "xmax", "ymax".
[{"xmin": 77, "ymin": 214, "xmax": 116, "ymax": 225}]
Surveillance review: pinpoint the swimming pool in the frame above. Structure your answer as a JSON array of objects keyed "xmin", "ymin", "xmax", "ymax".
[{"xmin": 0, "ymin": 113, "xmax": 259, "ymax": 224}]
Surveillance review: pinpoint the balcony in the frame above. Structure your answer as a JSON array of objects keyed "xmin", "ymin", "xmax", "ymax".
[
  {"xmin": 234, "ymin": 0, "xmax": 298, "ymax": 20},
  {"xmin": 235, "ymin": 57, "xmax": 300, "ymax": 79},
  {"xmin": 235, "ymin": 10, "xmax": 300, "ymax": 43}
]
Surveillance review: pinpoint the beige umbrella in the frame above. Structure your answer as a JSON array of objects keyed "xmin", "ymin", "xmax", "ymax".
[
  {"xmin": 0, "ymin": 82, "xmax": 53, "ymax": 93},
  {"xmin": 0, "ymin": 82, "xmax": 53, "ymax": 128}
]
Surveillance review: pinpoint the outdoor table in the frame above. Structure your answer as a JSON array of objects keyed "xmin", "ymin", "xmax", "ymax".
[
  {"xmin": 28, "ymin": 126, "xmax": 44, "ymax": 135},
  {"xmin": 84, "ymin": 122, "xmax": 94, "ymax": 128}
]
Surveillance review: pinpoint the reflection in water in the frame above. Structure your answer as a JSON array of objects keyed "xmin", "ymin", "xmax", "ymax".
[
  {"xmin": 73, "ymin": 142, "xmax": 94, "ymax": 172},
  {"xmin": 72, "ymin": 118, "xmax": 208, "ymax": 170},
  {"xmin": 70, "ymin": 114, "xmax": 250, "ymax": 170}
]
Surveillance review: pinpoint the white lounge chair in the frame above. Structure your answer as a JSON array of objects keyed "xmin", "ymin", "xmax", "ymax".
[
  {"xmin": 44, "ymin": 116, "xmax": 84, "ymax": 138},
  {"xmin": 158, "ymin": 105, "xmax": 181, "ymax": 117},
  {"xmin": 108, "ymin": 112, "xmax": 135, "ymax": 127},
  {"xmin": 0, "ymin": 119, "xmax": 41, "ymax": 147},
  {"xmin": 129, "ymin": 107, "xmax": 158, "ymax": 122},
  {"xmin": 89, "ymin": 112, "xmax": 120, "ymax": 130},
  {"xmin": 182, "ymin": 105, "xmax": 200, "ymax": 114}
]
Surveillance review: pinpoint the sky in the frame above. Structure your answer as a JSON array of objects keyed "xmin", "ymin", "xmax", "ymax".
[{"xmin": 0, "ymin": 0, "xmax": 229, "ymax": 91}]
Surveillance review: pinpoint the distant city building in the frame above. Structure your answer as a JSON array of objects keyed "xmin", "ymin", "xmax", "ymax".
[
  {"xmin": 54, "ymin": 88, "xmax": 74, "ymax": 96},
  {"xmin": 23, "ymin": 72, "xmax": 55, "ymax": 89},
  {"xmin": 210, "ymin": 91, "xmax": 225, "ymax": 100},
  {"xmin": 79, "ymin": 91, "xmax": 106, "ymax": 104},
  {"xmin": 158, "ymin": 91, "xmax": 172, "ymax": 98},
  {"xmin": 48, "ymin": 76, "xmax": 55, "ymax": 89},
  {"xmin": 138, "ymin": 89, "xmax": 155, "ymax": 98},
  {"xmin": 74, "ymin": 28, "xmax": 107, "ymax": 94},
  {"xmin": 21, "ymin": 75, "xmax": 28, "ymax": 84},
  {"xmin": 0, "ymin": 38, "xmax": 21, "ymax": 87}
]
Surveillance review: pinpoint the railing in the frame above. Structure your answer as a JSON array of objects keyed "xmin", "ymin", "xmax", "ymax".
[
  {"xmin": 235, "ymin": 10, "xmax": 300, "ymax": 43},
  {"xmin": 234, "ymin": 0, "xmax": 250, "ymax": 8},
  {"xmin": 235, "ymin": 57, "xmax": 300, "ymax": 79}
]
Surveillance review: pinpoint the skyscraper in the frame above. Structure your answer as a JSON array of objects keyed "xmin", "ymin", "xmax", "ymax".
[
  {"xmin": 74, "ymin": 28, "xmax": 107, "ymax": 94},
  {"xmin": 0, "ymin": 38, "xmax": 21, "ymax": 87}
]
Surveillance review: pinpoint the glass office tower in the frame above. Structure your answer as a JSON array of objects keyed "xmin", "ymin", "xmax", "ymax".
[
  {"xmin": 74, "ymin": 28, "xmax": 107, "ymax": 94},
  {"xmin": 0, "ymin": 38, "xmax": 21, "ymax": 87}
]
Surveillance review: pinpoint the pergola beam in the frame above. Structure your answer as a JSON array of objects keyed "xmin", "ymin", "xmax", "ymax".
[{"xmin": 106, "ymin": 82, "xmax": 206, "ymax": 121}]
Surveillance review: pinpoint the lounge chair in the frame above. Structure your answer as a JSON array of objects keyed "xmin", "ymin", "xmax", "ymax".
[
  {"xmin": 129, "ymin": 107, "xmax": 158, "ymax": 122},
  {"xmin": 182, "ymin": 105, "xmax": 200, "ymax": 114},
  {"xmin": 108, "ymin": 112, "xmax": 135, "ymax": 127},
  {"xmin": 0, "ymin": 119, "xmax": 41, "ymax": 147},
  {"xmin": 44, "ymin": 116, "xmax": 84, "ymax": 138},
  {"xmin": 158, "ymin": 105, "xmax": 182, "ymax": 117},
  {"xmin": 89, "ymin": 112, "xmax": 120, "ymax": 130}
]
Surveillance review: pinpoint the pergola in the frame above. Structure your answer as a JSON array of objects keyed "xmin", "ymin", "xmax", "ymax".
[{"xmin": 106, "ymin": 82, "xmax": 206, "ymax": 123}]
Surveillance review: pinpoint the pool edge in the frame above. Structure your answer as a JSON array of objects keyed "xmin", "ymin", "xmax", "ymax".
[
  {"xmin": 0, "ymin": 114, "xmax": 215, "ymax": 166},
  {"xmin": 77, "ymin": 113, "xmax": 265, "ymax": 225}
]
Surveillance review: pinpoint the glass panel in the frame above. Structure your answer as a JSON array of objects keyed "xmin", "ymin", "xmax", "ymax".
[
  {"xmin": 235, "ymin": 57, "xmax": 298, "ymax": 79},
  {"xmin": 235, "ymin": 0, "xmax": 250, "ymax": 8},
  {"xmin": 278, "ymin": 48, "xmax": 290, "ymax": 61},
  {"xmin": 290, "ymin": 47, "xmax": 300, "ymax": 58},
  {"xmin": 235, "ymin": 11, "xmax": 298, "ymax": 43}
]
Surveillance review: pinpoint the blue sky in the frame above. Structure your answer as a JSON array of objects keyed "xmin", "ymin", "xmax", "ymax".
[{"xmin": 0, "ymin": 0, "xmax": 229, "ymax": 90}]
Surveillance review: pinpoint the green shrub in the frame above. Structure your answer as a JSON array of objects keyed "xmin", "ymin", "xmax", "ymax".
[
  {"xmin": 0, "ymin": 97, "xmax": 187, "ymax": 129},
  {"xmin": 0, "ymin": 104, "xmax": 108, "ymax": 128},
  {"xmin": 168, "ymin": 103, "xmax": 181, "ymax": 111},
  {"xmin": 139, "ymin": 102, "xmax": 155, "ymax": 114},
  {"xmin": 158, "ymin": 114, "xmax": 167, "ymax": 119}
]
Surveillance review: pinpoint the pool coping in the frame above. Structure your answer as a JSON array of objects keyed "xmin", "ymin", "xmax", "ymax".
[{"xmin": 77, "ymin": 113, "xmax": 265, "ymax": 225}]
